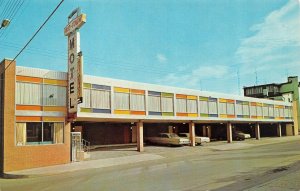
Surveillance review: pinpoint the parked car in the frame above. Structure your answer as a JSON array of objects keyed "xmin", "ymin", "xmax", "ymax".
[
  {"xmin": 145, "ymin": 133, "xmax": 190, "ymax": 146},
  {"xmin": 178, "ymin": 133, "xmax": 210, "ymax": 145},
  {"xmin": 233, "ymin": 131, "xmax": 251, "ymax": 141}
]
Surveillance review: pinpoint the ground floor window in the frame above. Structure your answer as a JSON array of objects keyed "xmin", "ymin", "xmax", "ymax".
[{"xmin": 16, "ymin": 122, "xmax": 64, "ymax": 146}]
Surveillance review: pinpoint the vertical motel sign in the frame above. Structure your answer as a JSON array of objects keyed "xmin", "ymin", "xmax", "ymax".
[{"xmin": 64, "ymin": 8, "xmax": 86, "ymax": 115}]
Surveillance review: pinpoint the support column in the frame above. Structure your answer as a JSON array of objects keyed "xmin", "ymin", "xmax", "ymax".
[
  {"xmin": 137, "ymin": 121, "xmax": 144, "ymax": 152},
  {"xmin": 277, "ymin": 123, "xmax": 282, "ymax": 137},
  {"xmin": 202, "ymin": 126, "xmax": 207, "ymax": 137},
  {"xmin": 255, "ymin": 123, "xmax": 260, "ymax": 140},
  {"xmin": 189, "ymin": 122, "xmax": 195, "ymax": 147},
  {"xmin": 227, "ymin": 122, "xmax": 232, "ymax": 143},
  {"xmin": 207, "ymin": 126, "xmax": 212, "ymax": 138},
  {"xmin": 168, "ymin": 126, "xmax": 173, "ymax": 134}
]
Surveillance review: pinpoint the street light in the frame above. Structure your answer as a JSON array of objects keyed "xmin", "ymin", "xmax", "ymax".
[{"xmin": 0, "ymin": 19, "xmax": 10, "ymax": 29}]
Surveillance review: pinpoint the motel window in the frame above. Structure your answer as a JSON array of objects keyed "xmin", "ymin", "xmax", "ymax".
[
  {"xmin": 219, "ymin": 102, "xmax": 227, "ymax": 115},
  {"xmin": 200, "ymin": 100, "xmax": 208, "ymax": 114},
  {"xmin": 130, "ymin": 94, "xmax": 145, "ymax": 111},
  {"xmin": 176, "ymin": 98, "xmax": 187, "ymax": 113},
  {"xmin": 114, "ymin": 92, "xmax": 129, "ymax": 110},
  {"xmin": 208, "ymin": 100, "xmax": 218, "ymax": 114},
  {"xmin": 16, "ymin": 82, "xmax": 42, "ymax": 105},
  {"xmin": 275, "ymin": 108, "xmax": 279, "ymax": 118},
  {"xmin": 82, "ymin": 88, "xmax": 91, "ymax": 108},
  {"xmin": 279, "ymin": 108, "xmax": 284, "ymax": 117},
  {"xmin": 148, "ymin": 95, "xmax": 161, "ymax": 112},
  {"xmin": 256, "ymin": 106, "xmax": 262, "ymax": 116},
  {"xmin": 284, "ymin": 108, "xmax": 289, "ymax": 118},
  {"xmin": 92, "ymin": 89, "xmax": 111, "ymax": 109},
  {"xmin": 161, "ymin": 97, "xmax": 173, "ymax": 112},
  {"xmin": 250, "ymin": 105, "xmax": 256, "ymax": 116},
  {"xmin": 243, "ymin": 104, "xmax": 249, "ymax": 115},
  {"xmin": 289, "ymin": 107, "xmax": 293, "ymax": 118},
  {"xmin": 269, "ymin": 106, "xmax": 274, "ymax": 117},
  {"xmin": 16, "ymin": 122, "xmax": 64, "ymax": 146},
  {"xmin": 227, "ymin": 103, "xmax": 235, "ymax": 115},
  {"xmin": 43, "ymin": 85, "xmax": 66, "ymax": 106},
  {"xmin": 187, "ymin": 99, "xmax": 197, "ymax": 113},
  {"xmin": 263, "ymin": 106, "xmax": 269, "ymax": 117},
  {"xmin": 236, "ymin": 103, "xmax": 243, "ymax": 115}
]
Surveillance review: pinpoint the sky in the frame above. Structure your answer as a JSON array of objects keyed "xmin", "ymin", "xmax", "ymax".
[{"xmin": 0, "ymin": 0, "xmax": 299, "ymax": 95}]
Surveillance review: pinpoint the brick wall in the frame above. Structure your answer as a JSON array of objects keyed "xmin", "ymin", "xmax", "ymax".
[{"xmin": 0, "ymin": 59, "xmax": 71, "ymax": 172}]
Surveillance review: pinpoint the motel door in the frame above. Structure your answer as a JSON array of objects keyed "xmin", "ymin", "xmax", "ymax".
[{"xmin": 71, "ymin": 132, "xmax": 81, "ymax": 162}]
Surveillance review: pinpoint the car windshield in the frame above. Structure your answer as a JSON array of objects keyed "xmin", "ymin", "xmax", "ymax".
[{"xmin": 170, "ymin": 133, "xmax": 179, "ymax": 138}]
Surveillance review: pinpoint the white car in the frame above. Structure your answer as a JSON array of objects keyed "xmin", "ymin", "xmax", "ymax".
[
  {"xmin": 145, "ymin": 133, "xmax": 190, "ymax": 146},
  {"xmin": 178, "ymin": 133, "xmax": 210, "ymax": 145},
  {"xmin": 234, "ymin": 131, "xmax": 251, "ymax": 139}
]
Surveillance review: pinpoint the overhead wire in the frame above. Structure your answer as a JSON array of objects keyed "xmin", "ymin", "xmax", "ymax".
[{"xmin": 4, "ymin": 0, "xmax": 65, "ymax": 71}]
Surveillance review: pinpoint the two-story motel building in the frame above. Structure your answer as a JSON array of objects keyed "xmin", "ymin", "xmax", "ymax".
[{"xmin": 0, "ymin": 59, "xmax": 297, "ymax": 173}]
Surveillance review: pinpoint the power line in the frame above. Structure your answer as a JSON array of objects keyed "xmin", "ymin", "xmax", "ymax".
[{"xmin": 5, "ymin": 0, "xmax": 64, "ymax": 71}]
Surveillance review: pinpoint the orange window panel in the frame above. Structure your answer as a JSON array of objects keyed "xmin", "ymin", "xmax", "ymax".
[
  {"xmin": 130, "ymin": 111, "xmax": 146, "ymax": 115},
  {"xmin": 130, "ymin": 89, "xmax": 145, "ymax": 95},
  {"xmin": 227, "ymin": 115, "xmax": 235, "ymax": 118},
  {"xmin": 16, "ymin": 75, "xmax": 42, "ymax": 83},
  {"xmin": 16, "ymin": 116, "xmax": 42, "ymax": 122},
  {"xmin": 16, "ymin": 105, "xmax": 42, "ymax": 111},
  {"xmin": 227, "ymin": 99, "xmax": 235, "ymax": 103},
  {"xmin": 176, "ymin": 94, "xmax": 187, "ymax": 99},
  {"xmin": 176, "ymin": 113, "xmax": 188, "ymax": 117}
]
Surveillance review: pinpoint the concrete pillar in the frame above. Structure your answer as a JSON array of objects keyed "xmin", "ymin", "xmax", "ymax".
[
  {"xmin": 202, "ymin": 126, "xmax": 207, "ymax": 137},
  {"xmin": 207, "ymin": 126, "xmax": 212, "ymax": 138},
  {"xmin": 168, "ymin": 126, "xmax": 173, "ymax": 134},
  {"xmin": 137, "ymin": 122, "xmax": 144, "ymax": 152},
  {"xmin": 255, "ymin": 123, "xmax": 260, "ymax": 140},
  {"xmin": 189, "ymin": 122, "xmax": 196, "ymax": 147},
  {"xmin": 277, "ymin": 123, "xmax": 282, "ymax": 137},
  {"xmin": 227, "ymin": 122, "xmax": 232, "ymax": 143},
  {"xmin": 292, "ymin": 101, "xmax": 299, "ymax": 136},
  {"xmin": 286, "ymin": 124, "xmax": 294, "ymax": 136}
]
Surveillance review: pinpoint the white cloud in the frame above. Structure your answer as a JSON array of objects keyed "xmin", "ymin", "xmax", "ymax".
[
  {"xmin": 157, "ymin": 65, "xmax": 229, "ymax": 88},
  {"xmin": 156, "ymin": 53, "xmax": 167, "ymax": 63},
  {"xmin": 236, "ymin": 0, "xmax": 300, "ymax": 79}
]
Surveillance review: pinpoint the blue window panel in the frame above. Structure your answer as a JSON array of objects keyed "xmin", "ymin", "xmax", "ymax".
[
  {"xmin": 237, "ymin": 115, "xmax": 244, "ymax": 118},
  {"xmin": 93, "ymin": 108, "xmax": 111, "ymax": 113},
  {"xmin": 148, "ymin": 111, "xmax": 162, "ymax": 116},
  {"xmin": 236, "ymin": 100, "xmax": 243, "ymax": 104},
  {"xmin": 209, "ymin": 114, "xmax": 218, "ymax": 117},
  {"xmin": 208, "ymin": 97, "xmax": 217, "ymax": 102},
  {"xmin": 92, "ymin": 84, "xmax": 111, "ymax": 91},
  {"xmin": 148, "ymin": 91, "xmax": 161, "ymax": 96}
]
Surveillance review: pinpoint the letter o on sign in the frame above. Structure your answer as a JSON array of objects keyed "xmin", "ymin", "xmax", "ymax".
[{"xmin": 69, "ymin": 53, "xmax": 75, "ymax": 64}]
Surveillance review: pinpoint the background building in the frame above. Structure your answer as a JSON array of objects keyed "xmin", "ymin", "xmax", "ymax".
[{"xmin": 244, "ymin": 76, "xmax": 300, "ymax": 136}]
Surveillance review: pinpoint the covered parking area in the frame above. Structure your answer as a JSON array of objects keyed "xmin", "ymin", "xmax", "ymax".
[{"xmin": 71, "ymin": 117, "xmax": 295, "ymax": 153}]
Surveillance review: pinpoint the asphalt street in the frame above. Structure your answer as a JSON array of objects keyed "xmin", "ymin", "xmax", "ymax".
[{"xmin": 1, "ymin": 137, "xmax": 300, "ymax": 191}]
